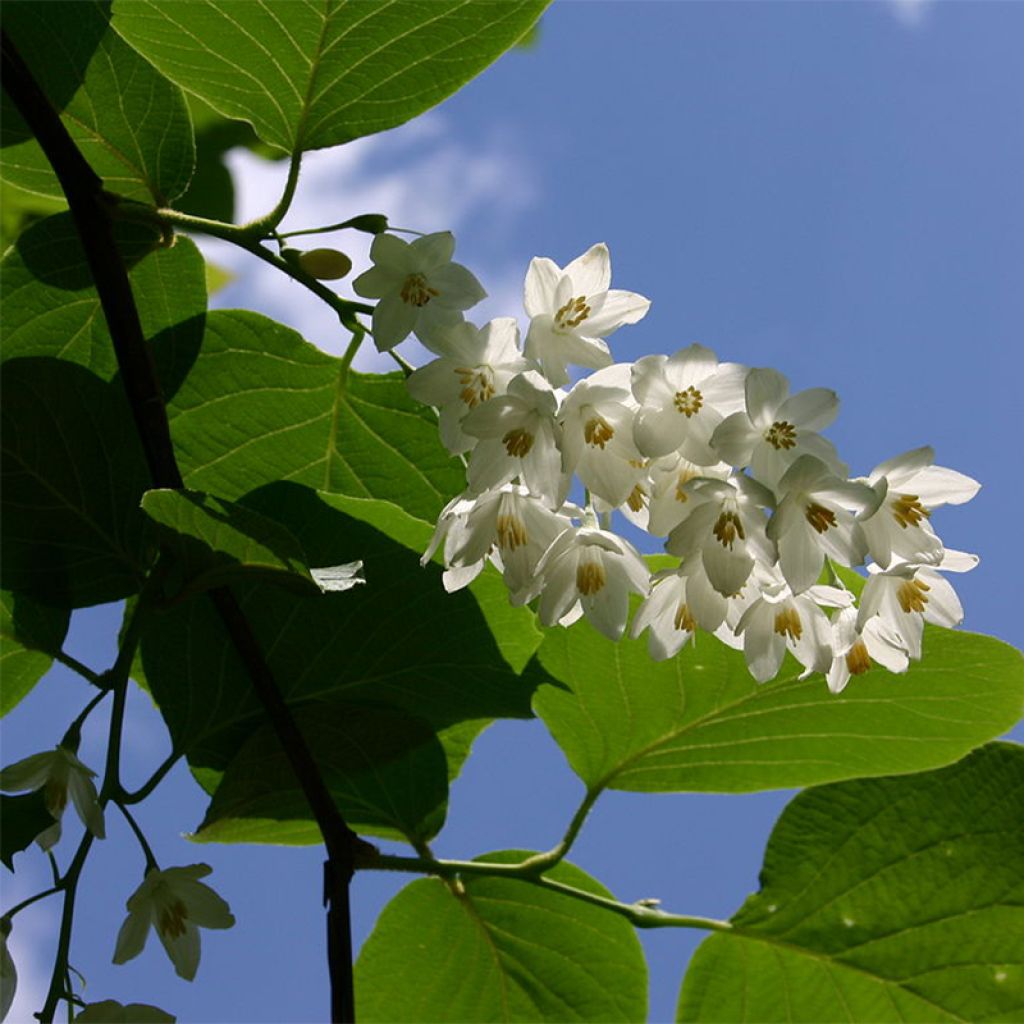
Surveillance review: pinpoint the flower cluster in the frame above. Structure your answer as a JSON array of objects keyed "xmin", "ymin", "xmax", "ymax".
[{"xmin": 361, "ymin": 235, "xmax": 979, "ymax": 692}]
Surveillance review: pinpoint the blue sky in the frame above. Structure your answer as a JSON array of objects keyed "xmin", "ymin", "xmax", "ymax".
[{"xmin": 4, "ymin": 3, "xmax": 1022, "ymax": 1022}]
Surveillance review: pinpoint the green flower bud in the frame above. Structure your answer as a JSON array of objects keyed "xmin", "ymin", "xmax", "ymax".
[{"xmin": 296, "ymin": 248, "xmax": 352, "ymax": 280}]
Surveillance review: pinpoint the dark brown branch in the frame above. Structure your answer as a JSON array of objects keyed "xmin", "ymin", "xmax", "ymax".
[{"xmin": 2, "ymin": 31, "xmax": 360, "ymax": 1023}]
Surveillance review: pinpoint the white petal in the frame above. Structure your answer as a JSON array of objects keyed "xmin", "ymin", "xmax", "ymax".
[
  {"xmin": 112, "ymin": 909, "xmax": 151, "ymax": 965},
  {"xmin": 778, "ymin": 525, "xmax": 825, "ymax": 595},
  {"xmin": 372, "ymin": 295, "xmax": 418, "ymax": 352},
  {"xmin": 0, "ymin": 751, "xmax": 56, "ymax": 793},
  {"xmin": 583, "ymin": 290, "xmax": 651, "ymax": 336},
  {"xmin": 745, "ymin": 368, "xmax": 789, "ymax": 425},
  {"xmin": 158, "ymin": 921, "xmax": 201, "ymax": 981},
  {"xmin": 430, "ymin": 263, "xmax": 487, "ymax": 310},
  {"xmin": 911, "ymin": 466, "xmax": 981, "ymax": 507},
  {"xmin": 564, "ymin": 242, "xmax": 611, "ymax": 296},
  {"xmin": 777, "ymin": 387, "xmax": 839, "ymax": 432},
  {"xmin": 524, "ymin": 257, "xmax": 563, "ymax": 316}
]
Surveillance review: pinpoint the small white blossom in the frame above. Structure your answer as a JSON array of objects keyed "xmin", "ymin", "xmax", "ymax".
[
  {"xmin": 620, "ymin": 453, "xmax": 732, "ymax": 537},
  {"xmin": 352, "ymin": 231, "xmax": 486, "ymax": 352},
  {"xmin": 825, "ymin": 606, "xmax": 909, "ymax": 694},
  {"xmin": 523, "ymin": 243, "xmax": 650, "ymax": 386},
  {"xmin": 113, "ymin": 864, "xmax": 234, "ymax": 981}
]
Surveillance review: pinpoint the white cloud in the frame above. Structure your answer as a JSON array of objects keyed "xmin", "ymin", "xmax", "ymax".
[
  {"xmin": 198, "ymin": 115, "xmax": 536, "ymax": 372},
  {"xmin": 4, "ymin": 864, "xmax": 56, "ymax": 1022},
  {"xmin": 887, "ymin": 0, "xmax": 934, "ymax": 28}
]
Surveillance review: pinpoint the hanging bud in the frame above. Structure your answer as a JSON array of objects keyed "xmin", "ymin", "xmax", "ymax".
[
  {"xmin": 342, "ymin": 213, "xmax": 389, "ymax": 234},
  {"xmin": 296, "ymin": 248, "xmax": 353, "ymax": 280}
]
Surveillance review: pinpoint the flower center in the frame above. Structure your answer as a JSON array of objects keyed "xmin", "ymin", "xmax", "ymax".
[
  {"xmin": 764, "ymin": 421, "xmax": 797, "ymax": 450},
  {"xmin": 584, "ymin": 415, "xmax": 615, "ymax": 449},
  {"xmin": 805, "ymin": 502, "xmax": 837, "ymax": 533},
  {"xmin": 892, "ymin": 494, "xmax": 930, "ymax": 529},
  {"xmin": 674, "ymin": 602, "xmax": 697, "ymax": 632},
  {"xmin": 502, "ymin": 428, "xmax": 535, "ymax": 458},
  {"xmin": 555, "ymin": 295, "xmax": 591, "ymax": 330},
  {"xmin": 712, "ymin": 510, "xmax": 745, "ymax": 549},
  {"xmin": 455, "ymin": 366, "xmax": 495, "ymax": 408},
  {"xmin": 576, "ymin": 558, "xmax": 607, "ymax": 596},
  {"xmin": 845, "ymin": 640, "xmax": 872, "ymax": 675},
  {"xmin": 627, "ymin": 484, "xmax": 647, "ymax": 512},
  {"xmin": 400, "ymin": 273, "xmax": 439, "ymax": 307},
  {"xmin": 44, "ymin": 778, "xmax": 68, "ymax": 816},
  {"xmin": 897, "ymin": 577, "xmax": 930, "ymax": 613},
  {"xmin": 158, "ymin": 899, "xmax": 189, "ymax": 940},
  {"xmin": 774, "ymin": 606, "xmax": 803, "ymax": 641},
  {"xmin": 673, "ymin": 386, "xmax": 704, "ymax": 417},
  {"xmin": 496, "ymin": 514, "xmax": 528, "ymax": 551}
]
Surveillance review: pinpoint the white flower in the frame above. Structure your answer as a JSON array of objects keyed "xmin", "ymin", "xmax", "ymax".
[
  {"xmin": 630, "ymin": 554, "xmax": 728, "ymax": 660},
  {"xmin": 523, "ymin": 243, "xmax": 650, "ymax": 386},
  {"xmin": 856, "ymin": 446, "xmax": 980, "ymax": 569},
  {"xmin": 112, "ymin": 864, "xmax": 234, "ymax": 981},
  {"xmin": 352, "ymin": 231, "xmax": 486, "ymax": 352},
  {"xmin": 618, "ymin": 453, "xmax": 731, "ymax": 537},
  {"xmin": 767, "ymin": 455, "xmax": 878, "ymax": 594},
  {"xmin": 856, "ymin": 549, "xmax": 978, "ymax": 659},
  {"xmin": 711, "ymin": 368, "xmax": 845, "ymax": 487},
  {"xmin": 631, "ymin": 344, "xmax": 747, "ymax": 463},
  {"xmin": 0, "ymin": 745, "xmax": 105, "ymax": 849},
  {"xmin": 462, "ymin": 371, "xmax": 568, "ymax": 506},
  {"xmin": 532, "ymin": 525, "xmax": 650, "ymax": 641},
  {"xmin": 734, "ymin": 581, "xmax": 850, "ymax": 683},
  {"xmin": 665, "ymin": 475, "xmax": 776, "ymax": 597},
  {"xmin": 825, "ymin": 606, "xmax": 909, "ymax": 694},
  {"xmin": 1, "ymin": 919, "xmax": 15, "ymax": 1023},
  {"xmin": 406, "ymin": 318, "xmax": 529, "ymax": 453}
]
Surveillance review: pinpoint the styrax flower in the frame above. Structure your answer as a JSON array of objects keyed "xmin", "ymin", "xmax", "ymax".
[
  {"xmin": 113, "ymin": 865, "xmax": 234, "ymax": 981},
  {"xmin": 825, "ymin": 606, "xmax": 909, "ymax": 694}
]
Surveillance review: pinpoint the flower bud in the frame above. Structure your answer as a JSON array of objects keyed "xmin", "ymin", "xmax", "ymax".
[
  {"xmin": 296, "ymin": 248, "xmax": 352, "ymax": 280},
  {"xmin": 343, "ymin": 213, "xmax": 388, "ymax": 234}
]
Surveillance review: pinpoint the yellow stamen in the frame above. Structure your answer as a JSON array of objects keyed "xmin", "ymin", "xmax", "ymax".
[
  {"xmin": 897, "ymin": 578, "xmax": 930, "ymax": 613},
  {"xmin": 455, "ymin": 367, "xmax": 494, "ymax": 408},
  {"xmin": 576, "ymin": 560, "xmax": 606, "ymax": 596},
  {"xmin": 158, "ymin": 899, "xmax": 189, "ymax": 940},
  {"xmin": 584, "ymin": 416, "xmax": 615, "ymax": 448},
  {"xmin": 555, "ymin": 295, "xmax": 591, "ymax": 330},
  {"xmin": 674, "ymin": 467, "xmax": 698, "ymax": 503},
  {"xmin": 713, "ymin": 510, "xmax": 745, "ymax": 549},
  {"xmin": 805, "ymin": 502, "xmax": 837, "ymax": 534},
  {"xmin": 764, "ymin": 421, "xmax": 797, "ymax": 450},
  {"xmin": 674, "ymin": 602, "xmax": 697, "ymax": 632},
  {"xmin": 400, "ymin": 272, "xmax": 439, "ymax": 307},
  {"xmin": 774, "ymin": 606, "xmax": 803, "ymax": 641},
  {"xmin": 673, "ymin": 386, "xmax": 704, "ymax": 417},
  {"xmin": 496, "ymin": 515, "xmax": 528, "ymax": 551},
  {"xmin": 627, "ymin": 485, "xmax": 647, "ymax": 512},
  {"xmin": 892, "ymin": 494, "xmax": 930, "ymax": 529},
  {"xmin": 502, "ymin": 428, "xmax": 535, "ymax": 458},
  {"xmin": 845, "ymin": 640, "xmax": 871, "ymax": 675}
]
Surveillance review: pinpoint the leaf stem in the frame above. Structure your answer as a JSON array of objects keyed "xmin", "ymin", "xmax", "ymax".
[
  {"xmin": 51, "ymin": 650, "xmax": 103, "ymax": 687},
  {"xmin": 243, "ymin": 150, "xmax": 302, "ymax": 235},
  {"xmin": 114, "ymin": 801, "xmax": 159, "ymax": 873},
  {"xmin": 120, "ymin": 748, "xmax": 182, "ymax": 805},
  {"xmin": 517, "ymin": 785, "xmax": 603, "ymax": 874},
  {"xmin": 337, "ymin": 326, "xmax": 365, "ymax": 387},
  {"xmin": 1, "ymin": 885, "xmax": 62, "ymax": 921}
]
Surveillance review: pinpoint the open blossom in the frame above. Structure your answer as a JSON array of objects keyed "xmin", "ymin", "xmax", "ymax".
[
  {"xmin": 113, "ymin": 864, "xmax": 234, "ymax": 981},
  {"xmin": 856, "ymin": 446, "xmax": 980, "ymax": 569},
  {"xmin": 352, "ymin": 231, "xmax": 486, "ymax": 352},
  {"xmin": 631, "ymin": 344, "xmax": 747, "ymax": 464},
  {"xmin": 620, "ymin": 453, "xmax": 731, "ymax": 537},
  {"xmin": 523, "ymin": 243, "xmax": 650, "ymax": 386},
  {"xmin": 0, "ymin": 745, "xmax": 105, "ymax": 850},
  {"xmin": 711, "ymin": 368, "xmax": 845, "ymax": 487},
  {"xmin": 406, "ymin": 318, "xmax": 529, "ymax": 454}
]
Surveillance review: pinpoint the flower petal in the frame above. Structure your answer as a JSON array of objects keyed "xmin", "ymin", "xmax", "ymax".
[
  {"xmin": 564, "ymin": 242, "xmax": 611, "ymax": 296},
  {"xmin": 112, "ymin": 909, "xmax": 150, "ymax": 965}
]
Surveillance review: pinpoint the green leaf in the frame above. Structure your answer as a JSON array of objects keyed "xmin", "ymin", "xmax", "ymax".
[
  {"xmin": 166, "ymin": 310, "xmax": 465, "ymax": 522},
  {"xmin": 0, "ymin": 791, "xmax": 52, "ymax": 870},
  {"xmin": 112, "ymin": 0, "xmax": 548, "ymax": 154},
  {"xmin": 0, "ymin": 590, "xmax": 71, "ymax": 715},
  {"xmin": 1, "ymin": 0, "xmax": 194, "ymax": 204},
  {"xmin": 533, "ymin": 616, "xmax": 1024, "ymax": 794},
  {"xmin": 0, "ymin": 358, "xmax": 151, "ymax": 607},
  {"xmin": 1, "ymin": 212, "xmax": 207, "ymax": 386},
  {"xmin": 139, "ymin": 486, "xmax": 541, "ymax": 775},
  {"xmin": 678, "ymin": 742, "xmax": 1024, "ymax": 1023},
  {"xmin": 0, "ymin": 181, "xmax": 65, "ymax": 252},
  {"xmin": 193, "ymin": 701, "xmax": 448, "ymax": 846},
  {"xmin": 356, "ymin": 851, "xmax": 648, "ymax": 1022},
  {"xmin": 140, "ymin": 488, "xmax": 318, "ymax": 599}
]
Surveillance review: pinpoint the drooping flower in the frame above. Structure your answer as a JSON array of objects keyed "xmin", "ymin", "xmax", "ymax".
[
  {"xmin": 0, "ymin": 745, "xmax": 105, "ymax": 850},
  {"xmin": 621, "ymin": 452, "xmax": 732, "ymax": 537},
  {"xmin": 631, "ymin": 344, "xmax": 747, "ymax": 464},
  {"xmin": 825, "ymin": 605, "xmax": 909, "ymax": 694},
  {"xmin": 856, "ymin": 446, "xmax": 980, "ymax": 569},
  {"xmin": 523, "ymin": 243, "xmax": 650, "ymax": 386},
  {"xmin": 352, "ymin": 231, "xmax": 486, "ymax": 352},
  {"xmin": 711, "ymin": 368, "xmax": 845, "ymax": 487},
  {"xmin": 112, "ymin": 864, "xmax": 234, "ymax": 982}
]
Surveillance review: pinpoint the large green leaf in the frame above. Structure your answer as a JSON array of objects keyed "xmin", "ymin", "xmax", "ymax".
[
  {"xmin": 533, "ymin": 615, "xmax": 1024, "ymax": 795},
  {"xmin": 166, "ymin": 310, "xmax": 465, "ymax": 522},
  {"xmin": 1, "ymin": 213, "xmax": 207, "ymax": 387},
  {"xmin": 111, "ymin": 0, "xmax": 548, "ymax": 155},
  {"xmin": 355, "ymin": 851, "xmax": 648, "ymax": 1022},
  {"xmin": 193, "ymin": 701, "xmax": 448, "ymax": 846},
  {"xmin": 0, "ymin": 358, "xmax": 151, "ymax": 607},
  {"xmin": 678, "ymin": 742, "xmax": 1024, "ymax": 1023},
  {"xmin": 139, "ymin": 487, "xmax": 541, "ymax": 774},
  {"xmin": 1, "ymin": 0, "xmax": 194, "ymax": 204},
  {"xmin": 0, "ymin": 590, "xmax": 71, "ymax": 715}
]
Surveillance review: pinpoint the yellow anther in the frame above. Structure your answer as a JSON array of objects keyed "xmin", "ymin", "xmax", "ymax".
[
  {"xmin": 774, "ymin": 606, "xmax": 803, "ymax": 641},
  {"xmin": 845, "ymin": 640, "xmax": 872, "ymax": 676},
  {"xmin": 502, "ymin": 428, "xmax": 535, "ymax": 458},
  {"xmin": 674, "ymin": 467, "xmax": 697, "ymax": 503},
  {"xmin": 673, "ymin": 386, "xmax": 704, "ymax": 417},
  {"xmin": 576, "ymin": 559, "xmax": 607, "ymax": 595},
  {"xmin": 892, "ymin": 494, "xmax": 930, "ymax": 529},
  {"xmin": 400, "ymin": 273, "xmax": 439, "ymax": 307},
  {"xmin": 897, "ymin": 577, "xmax": 930, "ymax": 614},
  {"xmin": 496, "ymin": 515, "xmax": 528, "ymax": 551},
  {"xmin": 584, "ymin": 416, "xmax": 615, "ymax": 448},
  {"xmin": 674, "ymin": 602, "xmax": 697, "ymax": 632},
  {"xmin": 627, "ymin": 485, "xmax": 647, "ymax": 512},
  {"xmin": 713, "ymin": 510, "xmax": 745, "ymax": 549},
  {"xmin": 555, "ymin": 295, "xmax": 591, "ymax": 330},
  {"xmin": 805, "ymin": 502, "xmax": 837, "ymax": 534},
  {"xmin": 764, "ymin": 421, "xmax": 797, "ymax": 450},
  {"xmin": 456, "ymin": 367, "xmax": 494, "ymax": 408},
  {"xmin": 158, "ymin": 899, "xmax": 189, "ymax": 940}
]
